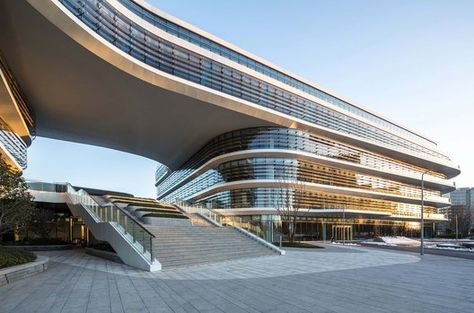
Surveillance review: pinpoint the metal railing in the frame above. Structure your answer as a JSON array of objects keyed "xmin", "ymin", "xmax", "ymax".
[
  {"xmin": 66, "ymin": 184, "xmax": 155, "ymax": 262},
  {"xmin": 222, "ymin": 218, "xmax": 265, "ymax": 238},
  {"xmin": 174, "ymin": 198, "xmax": 266, "ymax": 237},
  {"xmin": 174, "ymin": 198, "xmax": 222, "ymax": 223}
]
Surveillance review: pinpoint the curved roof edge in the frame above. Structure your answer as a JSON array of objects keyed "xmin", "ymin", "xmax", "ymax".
[{"xmin": 130, "ymin": 0, "xmax": 439, "ymax": 145}]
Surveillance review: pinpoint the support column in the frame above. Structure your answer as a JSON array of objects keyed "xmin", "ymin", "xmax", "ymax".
[
  {"xmin": 322, "ymin": 222, "xmax": 326, "ymax": 242},
  {"xmin": 69, "ymin": 217, "xmax": 73, "ymax": 242}
]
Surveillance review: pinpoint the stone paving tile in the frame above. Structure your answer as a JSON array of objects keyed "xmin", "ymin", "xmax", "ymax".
[{"xmin": 0, "ymin": 246, "xmax": 473, "ymax": 313}]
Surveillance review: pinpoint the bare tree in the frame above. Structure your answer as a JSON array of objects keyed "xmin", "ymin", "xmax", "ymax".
[
  {"xmin": 274, "ymin": 179, "xmax": 308, "ymax": 243},
  {"xmin": 29, "ymin": 208, "xmax": 56, "ymax": 239},
  {"xmin": 0, "ymin": 156, "xmax": 35, "ymax": 237},
  {"xmin": 457, "ymin": 207, "xmax": 472, "ymax": 238},
  {"xmin": 446, "ymin": 205, "xmax": 472, "ymax": 238}
]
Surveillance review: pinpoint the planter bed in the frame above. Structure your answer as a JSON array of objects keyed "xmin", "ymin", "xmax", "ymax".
[
  {"xmin": 0, "ymin": 254, "xmax": 48, "ymax": 287},
  {"xmin": 0, "ymin": 247, "xmax": 36, "ymax": 269},
  {"xmin": 1, "ymin": 244, "xmax": 73, "ymax": 251}
]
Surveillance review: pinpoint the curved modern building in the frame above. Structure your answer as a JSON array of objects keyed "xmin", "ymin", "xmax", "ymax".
[
  {"xmin": 0, "ymin": 56, "xmax": 34, "ymax": 170},
  {"xmin": 0, "ymin": 0, "xmax": 460, "ymax": 240}
]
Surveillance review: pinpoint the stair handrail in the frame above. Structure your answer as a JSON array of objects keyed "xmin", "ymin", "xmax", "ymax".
[
  {"xmin": 65, "ymin": 184, "xmax": 155, "ymax": 262},
  {"xmin": 174, "ymin": 198, "xmax": 224, "ymax": 224},
  {"xmin": 105, "ymin": 199, "xmax": 156, "ymax": 238},
  {"xmin": 223, "ymin": 218, "xmax": 265, "ymax": 238},
  {"xmin": 174, "ymin": 199, "xmax": 266, "ymax": 236}
]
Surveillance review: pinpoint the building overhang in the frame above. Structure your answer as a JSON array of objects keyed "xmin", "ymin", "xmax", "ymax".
[
  {"xmin": 0, "ymin": 0, "xmax": 276, "ymax": 170},
  {"xmin": 0, "ymin": 1, "xmax": 461, "ymax": 178}
]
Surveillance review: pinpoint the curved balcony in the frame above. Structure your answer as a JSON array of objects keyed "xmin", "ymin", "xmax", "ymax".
[
  {"xmin": 0, "ymin": 119, "xmax": 28, "ymax": 169},
  {"xmin": 0, "ymin": 56, "xmax": 35, "ymax": 143},
  {"xmin": 185, "ymin": 179, "xmax": 449, "ymax": 208},
  {"xmin": 156, "ymin": 127, "xmax": 455, "ymax": 202},
  {"xmin": 156, "ymin": 149, "xmax": 455, "ymax": 201}
]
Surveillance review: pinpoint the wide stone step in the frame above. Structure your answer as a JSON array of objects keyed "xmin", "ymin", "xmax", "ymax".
[
  {"xmin": 153, "ymin": 234, "xmax": 242, "ymax": 239},
  {"xmin": 158, "ymin": 255, "xmax": 273, "ymax": 266},
  {"xmin": 153, "ymin": 237, "xmax": 259, "ymax": 244},
  {"xmin": 146, "ymin": 226, "xmax": 235, "ymax": 232},
  {"xmin": 157, "ymin": 251, "xmax": 273, "ymax": 266},
  {"xmin": 156, "ymin": 243, "xmax": 270, "ymax": 251},
  {"xmin": 154, "ymin": 237, "xmax": 256, "ymax": 243},
  {"xmin": 143, "ymin": 224, "xmax": 277, "ymax": 268},
  {"xmin": 159, "ymin": 254, "xmax": 273, "ymax": 268},
  {"xmin": 155, "ymin": 248, "xmax": 271, "ymax": 259},
  {"xmin": 155, "ymin": 234, "xmax": 244, "ymax": 240},
  {"xmin": 157, "ymin": 250, "xmax": 270, "ymax": 258},
  {"xmin": 153, "ymin": 243, "xmax": 264, "ymax": 251},
  {"xmin": 152, "ymin": 241, "xmax": 263, "ymax": 248},
  {"xmin": 152, "ymin": 226, "xmax": 234, "ymax": 229},
  {"xmin": 153, "ymin": 245, "xmax": 272, "ymax": 255},
  {"xmin": 152, "ymin": 230, "xmax": 242, "ymax": 236},
  {"xmin": 156, "ymin": 249, "xmax": 269, "ymax": 257},
  {"xmin": 154, "ymin": 241, "xmax": 257, "ymax": 248},
  {"xmin": 153, "ymin": 234, "xmax": 245, "ymax": 240},
  {"xmin": 151, "ymin": 228, "xmax": 239, "ymax": 233},
  {"xmin": 152, "ymin": 235, "xmax": 246, "ymax": 242}
]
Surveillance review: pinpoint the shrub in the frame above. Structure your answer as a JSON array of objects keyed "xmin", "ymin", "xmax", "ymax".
[
  {"xmin": 0, "ymin": 238, "xmax": 68, "ymax": 246},
  {"xmin": 0, "ymin": 247, "xmax": 36, "ymax": 269}
]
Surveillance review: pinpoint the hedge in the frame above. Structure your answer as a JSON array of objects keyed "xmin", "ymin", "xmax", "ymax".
[{"xmin": 0, "ymin": 247, "xmax": 37, "ymax": 269}]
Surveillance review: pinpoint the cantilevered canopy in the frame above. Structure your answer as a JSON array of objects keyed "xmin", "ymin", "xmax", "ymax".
[
  {"xmin": 0, "ymin": 0, "xmax": 274, "ymax": 170},
  {"xmin": 0, "ymin": 0, "xmax": 460, "ymax": 178}
]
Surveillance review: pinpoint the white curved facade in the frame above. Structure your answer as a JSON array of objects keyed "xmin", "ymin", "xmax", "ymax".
[{"xmin": 0, "ymin": 0, "xmax": 460, "ymax": 238}]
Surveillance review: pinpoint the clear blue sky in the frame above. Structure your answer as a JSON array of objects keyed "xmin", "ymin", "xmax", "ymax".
[{"xmin": 25, "ymin": 0, "xmax": 474, "ymax": 197}]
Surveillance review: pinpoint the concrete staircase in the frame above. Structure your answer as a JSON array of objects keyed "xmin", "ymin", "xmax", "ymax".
[
  {"xmin": 102, "ymin": 195, "xmax": 190, "ymax": 226},
  {"xmin": 146, "ymin": 225, "xmax": 277, "ymax": 268}
]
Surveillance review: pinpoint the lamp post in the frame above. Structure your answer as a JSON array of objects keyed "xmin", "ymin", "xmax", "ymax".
[
  {"xmin": 420, "ymin": 170, "xmax": 429, "ymax": 256},
  {"xmin": 455, "ymin": 214, "xmax": 459, "ymax": 241}
]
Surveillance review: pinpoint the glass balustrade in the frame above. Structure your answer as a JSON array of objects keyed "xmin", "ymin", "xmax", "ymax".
[{"xmin": 66, "ymin": 184, "xmax": 154, "ymax": 262}]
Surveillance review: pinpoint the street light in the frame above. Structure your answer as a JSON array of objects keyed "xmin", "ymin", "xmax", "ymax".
[{"xmin": 420, "ymin": 170, "xmax": 429, "ymax": 256}]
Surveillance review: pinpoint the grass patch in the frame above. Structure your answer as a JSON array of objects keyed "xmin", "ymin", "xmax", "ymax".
[
  {"xmin": 0, "ymin": 238, "xmax": 68, "ymax": 246},
  {"xmin": 0, "ymin": 247, "xmax": 37, "ymax": 269},
  {"xmin": 276, "ymin": 241, "xmax": 324, "ymax": 249}
]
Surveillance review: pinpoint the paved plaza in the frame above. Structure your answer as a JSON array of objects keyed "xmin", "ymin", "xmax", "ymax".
[{"xmin": 1, "ymin": 245, "xmax": 473, "ymax": 313}]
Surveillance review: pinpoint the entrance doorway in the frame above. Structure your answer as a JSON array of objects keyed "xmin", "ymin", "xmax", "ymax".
[{"xmin": 332, "ymin": 225, "xmax": 352, "ymax": 241}]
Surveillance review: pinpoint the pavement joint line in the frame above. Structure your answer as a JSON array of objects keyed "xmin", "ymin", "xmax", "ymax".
[{"xmin": 0, "ymin": 247, "xmax": 473, "ymax": 313}]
